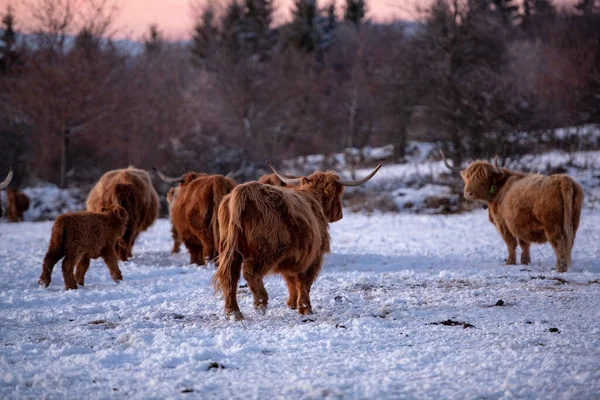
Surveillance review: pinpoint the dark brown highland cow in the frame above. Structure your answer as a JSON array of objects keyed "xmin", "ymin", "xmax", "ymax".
[
  {"xmin": 87, "ymin": 167, "xmax": 160, "ymax": 261},
  {"xmin": 6, "ymin": 188, "xmax": 30, "ymax": 222},
  {"xmin": 214, "ymin": 163, "xmax": 382, "ymax": 320},
  {"xmin": 442, "ymin": 151, "xmax": 584, "ymax": 272},
  {"xmin": 155, "ymin": 169, "xmax": 237, "ymax": 265},
  {"xmin": 0, "ymin": 167, "xmax": 13, "ymax": 219},
  {"xmin": 38, "ymin": 205, "xmax": 129, "ymax": 290}
]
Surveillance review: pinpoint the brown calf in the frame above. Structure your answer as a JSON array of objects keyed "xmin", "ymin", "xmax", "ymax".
[
  {"xmin": 6, "ymin": 188, "xmax": 30, "ymax": 222},
  {"xmin": 38, "ymin": 205, "xmax": 129, "ymax": 290},
  {"xmin": 87, "ymin": 167, "xmax": 159, "ymax": 261},
  {"xmin": 442, "ymin": 151, "xmax": 584, "ymax": 272},
  {"xmin": 214, "ymin": 163, "xmax": 381, "ymax": 320}
]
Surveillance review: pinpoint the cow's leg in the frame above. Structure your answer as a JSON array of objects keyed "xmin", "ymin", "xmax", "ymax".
[
  {"xmin": 498, "ymin": 225, "xmax": 518, "ymax": 265},
  {"xmin": 200, "ymin": 237, "xmax": 216, "ymax": 265},
  {"xmin": 283, "ymin": 274, "xmax": 301, "ymax": 310},
  {"xmin": 61, "ymin": 256, "xmax": 78, "ymax": 290},
  {"xmin": 75, "ymin": 258, "xmax": 91, "ymax": 286},
  {"xmin": 297, "ymin": 258, "xmax": 324, "ymax": 315},
  {"xmin": 187, "ymin": 243, "xmax": 205, "ymax": 266},
  {"xmin": 126, "ymin": 230, "xmax": 138, "ymax": 259},
  {"xmin": 545, "ymin": 229, "xmax": 570, "ymax": 273},
  {"xmin": 39, "ymin": 247, "xmax": 64, "ymax": 288},
  {"xmin": 171, "ymin": 225, "xmax": 181, "ymax": 254},
  {"xmin": 221, "ymin": 253, "xmax": 244, "ymax": 321},
  {"xmin": 519, "ymin": 239, "xmax": 531, "ymax": 265},
  {"xmin": 243, "ymin": 261, "xmax": 269, "ymax": 314},
  {"xmin": 101, "ymin": 249, "xmax": 123, "ymax": 283}
]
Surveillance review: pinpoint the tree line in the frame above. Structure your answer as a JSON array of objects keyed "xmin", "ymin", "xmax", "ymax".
[{"xmin": 1, "ymin": 0, "xmax": 600, "ymax": 188}]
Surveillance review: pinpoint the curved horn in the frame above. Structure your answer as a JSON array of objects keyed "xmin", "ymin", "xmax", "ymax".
[
  {"xmin": 440, "ymin": 150, "xmax": 461, "ymax": 172},
  {"xmin": 339, "ymin": 164, "xmax": 382, "ymax": 187},
  {"xmin": 266, "ymin": 161, "xmax": 303, "ymax": 185},
  {"xmin": 225, "ymin": 171, "xmax": 235, "ymax": 179},
  {"xmin": 152, "ymin": 167, "xmax": 186, "ymax": 184},
  {"xmin": 0, "ymin": 167, "xmax": 13, "ymax": 189},
  {"xmin": 492, "ymin": 156, "xmax": 504, "ymax": 176}
]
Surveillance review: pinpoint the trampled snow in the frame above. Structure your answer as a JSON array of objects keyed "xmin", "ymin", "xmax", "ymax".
[{"xmin": 1, "ymin": 210, "xmax": 599, "ymax": 399}]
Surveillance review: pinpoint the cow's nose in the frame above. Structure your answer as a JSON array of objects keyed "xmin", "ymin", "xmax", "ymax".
[{"xmin": 466, "ymin": 191, "xmax": 474, "ymax": 197}]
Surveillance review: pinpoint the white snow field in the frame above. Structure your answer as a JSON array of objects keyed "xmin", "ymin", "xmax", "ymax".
[{"xmin": 1, "ymin": 210, "xmax": 600, "ymax": 399}]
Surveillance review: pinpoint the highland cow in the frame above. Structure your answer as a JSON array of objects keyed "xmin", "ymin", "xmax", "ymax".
[
  {"xmin": 214, "ymin": 162, "xmax": 382, "ymax": 320},
  {"xmin": 258, "ymin": 173, "xmax": 288, "ymax": 187},
  {"xmin": 166, "ymin": 186, "xmax": 182, "ymax": 254},
  {"xmin": 87, "ymin": 167, "xmax": 160, "ymax": 261},
  {"xmin": 0, "ymin": 167, "xmax": 13, "ymax": 219},
  {"xmin": 6, "ymin": 188, "xmax": 30, "ymax": 222},
  {"xmin": 38, "ymin": 205, "xmax": 129, "ymax": 290},
  {"xmin": 442, "ymin": 151, "xmax": 584, "ymax": 272},
  {"xmin": 155, "ymin": 169, "xmax": 237, "ymax": 265}
]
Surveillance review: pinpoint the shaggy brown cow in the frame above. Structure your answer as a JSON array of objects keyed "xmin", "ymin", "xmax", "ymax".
[
  {"xmin": 214, "ymin": 163, "xmax": 382, "ymax": 320},
  {"xmin": 0, "ymin": 167, "xmax": 13, "ymax": 219},
  {"xmin": 166, "ymin": 186, "xmax": 182, "ymax": 254},
  {"xmin": 38, "ymin": 204, "xmax": 129, "ymax": 290},
  {"xmin": 6, "ymin": 188, "xmax": 30, "ymax": 222},
  {"xmin": 155, "ymin": 169, "xmax": 237, "ymax": 265},
  {"xmin": 442, "ymin": 151, "xmax": 584, "ymax": 272},
  {"xmin": 87, "ymin": 167, "xmax": 159, "ymax": 261}
]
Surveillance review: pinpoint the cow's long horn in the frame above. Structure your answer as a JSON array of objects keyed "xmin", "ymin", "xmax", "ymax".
[
  {"xmin": 440, "ymin": 150, "xmax": 461, "ymax": 172},
  {"xmin": 493, "ymin": 156, "xmax": 504, "ymax": 176},
  {"xmin": 266, "ymin": 161, "xmax": 303, "ymax": 185},
  {"xmin": 152, "ymin": 167, "xmax": 185, "ymax": 184},
  {"xmin": 339, "ymin": 164, "xmax": 382, "ymax": 187},
  {"xmin": 225, "ymin": 171, "xmax": 235, "ymax": 179},
  {"xmin": 0, "ymin": 167, "xmax": 13, "ymax": 189}
]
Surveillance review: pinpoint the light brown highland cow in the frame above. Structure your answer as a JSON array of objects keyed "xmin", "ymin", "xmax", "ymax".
[
  {"xmin": 6, "ymin": 188, "xmax": 30, "ymax": 222},
  {"xmin": 442, "ymin": 151, "xmax": 584, "ymax": 272},
  {"xmin": 87, "ymin": 167, "xmax": 159, "ymax": 261},
  {"xmin": 0, "ymin": 167, "xmax": 13, "ymax": 219},
  {"xmin": 214, "ymin": 162, "xmax": 381, "ymax": 320},
  {"xmin": 38, "ymin": 205, "xmax": 128, "ymax": 290}
]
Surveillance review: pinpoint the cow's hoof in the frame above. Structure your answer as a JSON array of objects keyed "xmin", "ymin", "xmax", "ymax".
[
  {"xmin": 38, "ymin": 279, "xmax": 49, "ymax": 288},
  {"xmin": 298, "ymin": 305, "xmax": 313, "ymax": 315},
  {"xmin": 227, "ymin": 310, "xmax": 244, "ymax": 321},
  {"xmin": 64, "ymin": 285, "xmax": 78, "ymax": 290}
]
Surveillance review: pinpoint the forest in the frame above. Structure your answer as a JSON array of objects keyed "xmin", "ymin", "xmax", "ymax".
[{"xmin": 1, "ymin": 0, "xmax": 600, "ymax": 187}]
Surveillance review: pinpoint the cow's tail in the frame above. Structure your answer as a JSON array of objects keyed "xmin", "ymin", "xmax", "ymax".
[
  {"xmin": 212, "ymin": 190, "xmax": 244, "ymax": 298},
  {"xmin": 560, "ymin": 178, "xmax": 575, "ymax": 266},
  {"xmin": 211, "ymin": 179, "xmax": 232, "ymax": 255}
]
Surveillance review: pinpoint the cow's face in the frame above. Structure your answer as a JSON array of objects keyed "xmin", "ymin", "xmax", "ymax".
[
  {"xmin": 305, "ymin": 172, "xmax": 345, "ymax": 223},
  {"xmin": 461, "ymin": 161, "xmax": 500, "ymax": 201}
]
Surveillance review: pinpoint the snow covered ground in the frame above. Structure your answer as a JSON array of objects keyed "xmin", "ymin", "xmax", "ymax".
[{"xmin": 1, "ymin": 210, "xmax": 599, "ymax": 399}]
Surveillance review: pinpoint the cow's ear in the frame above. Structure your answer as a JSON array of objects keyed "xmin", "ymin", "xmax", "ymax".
[
  {"xmin": 301, "ymin": 177, "xmax": 311, "ymax": 185},
  {"xmin": 460, "ymin": 170, "xmax": 465, "ymax": 179}
]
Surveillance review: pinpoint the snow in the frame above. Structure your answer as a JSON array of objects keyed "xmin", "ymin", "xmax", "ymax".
[{"xmin": 1, "ymin": 209, "xmax": 600, "ymax": 399}]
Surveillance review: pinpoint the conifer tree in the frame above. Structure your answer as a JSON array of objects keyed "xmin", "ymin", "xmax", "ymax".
[
  {"xmin": 144, "ymin": 24, "xmax": 163, "ymax": 55},
  {"xmin": 344, "ymin": 0, "xmax": 366, "ymax": 26}
]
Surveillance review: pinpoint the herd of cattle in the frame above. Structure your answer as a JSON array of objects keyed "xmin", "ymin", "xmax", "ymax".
[{"xmin": 0, "ymin": 154, "xmax": 585, "ymax": 320}]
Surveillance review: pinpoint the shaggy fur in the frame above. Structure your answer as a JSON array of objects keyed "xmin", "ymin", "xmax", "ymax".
[
  {"xmin": 86, "ymin": 167, "xmax": 159, "ymax": 261},
  {"xmin": 170, "ymin": 173, "xmax": 237, "ymax": 265},
  {"xmin": 258, "ymin": 173, "xmax": 288, "ymax": 187},
  {"xmin": 6, "ymin": 188, "xmax": 30, "ymax": 222},
  {"xmin": 213, "ymin": 171, "xmax": 345, "ymax": 320},
  {"xmin": 166, "ymin": 186, "xmax": 182, "ymax": 254},
  {"xmin": 38, "ymin": 205, "xmax": 129, "ymax": 290},
  {"xmin": 461, "ymin": 160, "xmax": 584, "ymax": 272}
]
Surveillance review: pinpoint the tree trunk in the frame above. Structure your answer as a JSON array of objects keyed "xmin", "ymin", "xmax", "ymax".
[{"xmin": 60, "ymin": 128, "xmax": 70, "ymax": 188}]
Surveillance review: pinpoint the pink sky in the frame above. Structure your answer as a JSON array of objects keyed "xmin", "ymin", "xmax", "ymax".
[{"xmin": 0, "ymin": 0, "xmax": 577, "ymax": 40}]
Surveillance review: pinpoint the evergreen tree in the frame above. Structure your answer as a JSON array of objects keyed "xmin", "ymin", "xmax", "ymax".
[
  {"xmin": 344, "ymin": 0, "xmax": 366, "ymax": 26},
  {"xmin": 241, "ymin": 0, "xmax": 274, "ymax": 55},
  {"xmin": 0, "ymin": 6, "xmax": 17, "ymax": 73},
  {"xmin": 144, "ymin": 24, "xmax": 163, "ymax": 55},
  {"xmin": 289, "ymin": 0, "xmax": 319, "ymax": 52},
  {"xmin": 221, "ymin": 0, "xmax": 244, "ymax": 55},
  {"xmin": 72, "ymin": 27, "xmax": 102, "ymax": 61},
  {"xmin": 191, "ymin": 6, "xmax": 218, "ymax": 61},
  {"xmin": 321, "ymin": 0, "xmax": 336, "ymax": 48}
]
